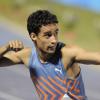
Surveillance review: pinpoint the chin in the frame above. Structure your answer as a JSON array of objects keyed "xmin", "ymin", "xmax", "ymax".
[{"xmin": 48, "ymin": 50, "xmax": 56, "ymax": 54}]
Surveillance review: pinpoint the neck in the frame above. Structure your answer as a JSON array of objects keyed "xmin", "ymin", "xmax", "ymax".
[{"xmin": 36, "ymin": 47, "xmax": 53, "ymax": 63}]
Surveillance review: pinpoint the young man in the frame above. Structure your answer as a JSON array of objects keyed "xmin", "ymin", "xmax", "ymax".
[{"xmin": 0, "ymin": 10, "xmax": 100, "ymax": 100}]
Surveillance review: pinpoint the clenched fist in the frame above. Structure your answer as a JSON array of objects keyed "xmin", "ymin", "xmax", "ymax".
[{"xmin": 7, "ymin": 40, "xmax": 24, "ymax": 51}]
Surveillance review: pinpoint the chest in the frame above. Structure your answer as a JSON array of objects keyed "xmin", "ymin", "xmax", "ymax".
[
  {"xmin": 30, "ymin": 61, "xmax": 66, "ymax": 79},
  {"xmin": 30, "ymin": 63, "xmax": 68, "ymax": 94}
]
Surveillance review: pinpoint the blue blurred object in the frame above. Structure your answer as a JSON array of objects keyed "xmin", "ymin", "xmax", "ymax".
[{"xmin": 55, "ymin": 0, "xmax": 100, "ymax": 12}]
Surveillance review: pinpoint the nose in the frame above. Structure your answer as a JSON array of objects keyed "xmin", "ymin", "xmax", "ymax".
[{"xmin": 51, "ymin": 35, "xmax": 57, "ymax": 44}]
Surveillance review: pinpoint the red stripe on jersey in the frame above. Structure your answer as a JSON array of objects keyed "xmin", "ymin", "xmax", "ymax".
[
  {"xmin": 48, "ymin": 76, "xmax": 66, "ymax": 92},
  {"xmin": 40, "ymin": 76, "xmax": 63, "ymax": 96},
  {"xmin": 38, "ymin": 80, "xmax": 56, "ymax": 99},
  {"xmin": 55, "ymin": 76, "xmax": 66, "ymax": 84},
  {"xmin": 36, "ymin": 84, "xmax": 48, "ymax": 100}
]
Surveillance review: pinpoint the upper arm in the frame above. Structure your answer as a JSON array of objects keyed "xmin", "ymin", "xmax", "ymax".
[
  {"xmin": 61, "ymin": 45, "xmax": 85, "ymax": 66},
  {"xmin": 65, "ymin": 45, "xmax": 89, "ymax": 63},
  {"xmin": 62, "ymin": 44, "xmax": 100, "ymax": 66},
  {"xmin": 70, "ymin": 46, "xmax": 100, "ymax": 65},
  {"xmin": 0, "ymin": 48, "xmax": 32, "ymax": 67},
  {"xmin": 16, "ymin": 48, "xmax": 32, "ymax": 67},
  {"xmin": 75, "ymin": 49, "xmax": 100, "ymax": 64}
]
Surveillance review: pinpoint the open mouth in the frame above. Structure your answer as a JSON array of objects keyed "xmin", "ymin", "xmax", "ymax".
[
  {"xmin": 48, "ymin": 46, "xmax": 56, "ymax": 51},
  {"xmin": 49, "ymin": 45, "xmax": 56, "ymax": 49}
]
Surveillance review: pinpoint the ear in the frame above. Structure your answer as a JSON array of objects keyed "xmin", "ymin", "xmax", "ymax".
[{"xmin": 30, "ymin": 33, "xmax": 37, "ymax": 41}]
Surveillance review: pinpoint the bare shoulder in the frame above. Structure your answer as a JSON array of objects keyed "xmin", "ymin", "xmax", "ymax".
[
  {"xmin": 17, "ymin": 47, "xmax": 32, "ymax": 57},
  {"xmin": 62, "ymin": 44, "xmax": 80, "ymax": 50},
  {"xmin": 61, "ymin": 44, "xmax": 84, "ymax": 57},
  {"xmin": 61, "ymin": 44, "xmax": 77, "ymax": 56},
  {"xmin": 16, "ymin": 47, "xmax": 32, "ymax": 67}
]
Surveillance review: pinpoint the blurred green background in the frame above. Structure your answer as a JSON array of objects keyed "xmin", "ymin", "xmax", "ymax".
[{"xmin": 0, "ymin": 0, "xmax": 100, "ymax": 50}]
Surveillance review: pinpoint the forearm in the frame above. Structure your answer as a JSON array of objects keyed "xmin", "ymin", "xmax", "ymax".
[
  {"xmin": 0, "ymin": 40, "xmax": 25, "ymax": 67},
  {"xmin": 0, "ymin": 45, "xmax": 8, "ymax": 57}
]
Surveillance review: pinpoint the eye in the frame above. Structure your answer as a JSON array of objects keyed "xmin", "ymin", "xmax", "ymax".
[
  {"xmin": 55, "ymin": 31, "xmax": 58, "ymax": 35},
  {"xmin": 45, "ymin": 32, "xmax": 52, "ymax": 38},
  {"xmin": 55, "ymin": 29, "xmax": 59, "ymax": 35}
]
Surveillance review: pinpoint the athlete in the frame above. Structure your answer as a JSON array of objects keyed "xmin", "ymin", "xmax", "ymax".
[{"xmin": 0, "ymin": 10, "xmax": 100, "ymax": 100}]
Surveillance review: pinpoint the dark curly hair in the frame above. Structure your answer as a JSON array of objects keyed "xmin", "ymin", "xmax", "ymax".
[{"xmin": 27, "ymin": 10, "xmax": 58, "ymax": 35}]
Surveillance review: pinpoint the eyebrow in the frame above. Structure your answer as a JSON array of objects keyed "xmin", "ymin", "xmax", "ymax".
[
  {"xmin": 44, "ymin": 31, "xmax": 51, "ymax": 35},
  {"xmin": 44, "ymin": 29, "xmax": 59, "ymax": 35}
]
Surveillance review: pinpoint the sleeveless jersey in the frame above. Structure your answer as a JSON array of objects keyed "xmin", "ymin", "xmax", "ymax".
[{"xmin": 28, "ymin": 42, "xmax": 87, "ymax": 100}]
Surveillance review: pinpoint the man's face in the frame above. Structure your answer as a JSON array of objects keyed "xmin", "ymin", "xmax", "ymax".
[{"xmin": 34, "ymin": 23, "xmax": 59, "ymax": 54}]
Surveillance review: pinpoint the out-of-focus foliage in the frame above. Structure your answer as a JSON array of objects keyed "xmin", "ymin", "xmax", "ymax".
[{"xmin": 0, "ymin": 0, "xmax": 100, "ymax": 50}]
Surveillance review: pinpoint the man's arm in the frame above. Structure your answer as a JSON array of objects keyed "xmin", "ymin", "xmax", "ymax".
[
  {"xmin": 0, "ymin": 45, "xmax": 8, "ymax": 57},
  {"xmin": 75, "ymin": 48, "xmax": 100, "ymax": 65},
  {"xmin": 0, "ymin": 40, "xmax": 24, "ymax": 67},
  {"xmin": 1, "ymin": 47, "xmax": 32, "ymax": 67},
  {"xmin": 68, "ymin": 45, "xmax": 100, "ymax": 65}
]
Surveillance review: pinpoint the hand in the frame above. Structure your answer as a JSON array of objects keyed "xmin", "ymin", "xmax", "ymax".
[{"xmin": 6, "ymin": 40, "xmax": 24, "ymax": 52}]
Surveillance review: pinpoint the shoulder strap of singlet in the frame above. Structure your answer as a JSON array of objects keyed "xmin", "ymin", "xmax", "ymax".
[{"xmin": 28, "ymin": 43, "xmax": 36, "ymax": 68}]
